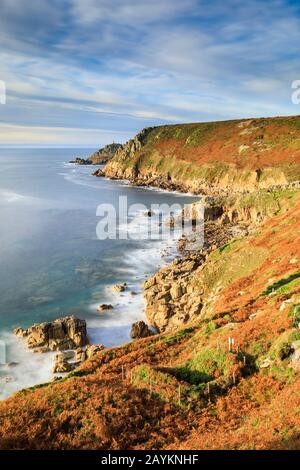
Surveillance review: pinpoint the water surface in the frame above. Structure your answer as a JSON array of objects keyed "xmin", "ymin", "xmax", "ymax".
[{"xmin": 0, "ymin": 148, "xmax": 198, "ymax": 397}]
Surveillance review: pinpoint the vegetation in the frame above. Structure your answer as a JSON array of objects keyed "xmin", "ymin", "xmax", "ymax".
[{"xmin": 106, "ymin": 116, "xmax": 300, "ymax": 189}]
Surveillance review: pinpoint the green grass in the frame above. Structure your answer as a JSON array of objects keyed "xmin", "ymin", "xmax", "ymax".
[
  {"xmin": 289, "ymin": 304, "xmax": 300, "ymax": 327},
  {"xmin": 175, "ymin": 348, "xmax": 231, "ymax": 385},
  {"xmin": 261, "ymin": 271, "xmax": 300, "ymax": 296}
]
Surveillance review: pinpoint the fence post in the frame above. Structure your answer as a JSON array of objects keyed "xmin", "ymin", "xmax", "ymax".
[{"xmin": 207, "ymin": 382, "xmax": 211, "ymax": 402}]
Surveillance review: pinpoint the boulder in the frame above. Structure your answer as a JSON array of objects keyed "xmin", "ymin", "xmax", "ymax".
[
  {"xmin": 53, "ymin": 358, "xmax": 73, "ymax": 374},
  {"xmin": 75, "ymin": 347, "xmax": 87, "ymax": 363},
  {"xmin": 70, "ymin": 157, "xmax": 92, "ymax": 165},
  {"xmin": 97, "ymin": 304, "xmax": 113, "ymax": 312},
  {"xmin": 13, "ymin": 327, "xmax": 28, "ymax": 338},
  {"xmin": 92, "ymin": 168, "xmax": 105, "ymax": 177},
  {"xmin": 130, "ymin": 321, "xmax": 153, "ymax": 339},
  {"xmin": 170, "ymin": 285, "xmax": 183, "ymax": 300},
  {"xmin": 113, "ymin": 283, "xmax": 127, "ymax": 293},
  {"xmin": 55, "ymin": 351, "xmax": 75, "ymax": 362},
  {"xmin": 86, "ymin": 344, "xmax": 105, "ymax": 359},
  {"xmin": 14, "ymin": 316, "xmax": 88, "ymax": 352}
]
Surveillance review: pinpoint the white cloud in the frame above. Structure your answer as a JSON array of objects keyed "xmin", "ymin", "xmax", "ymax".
[{"xmin": 0, "ymin": 123, "xmax": 131, "ymax": 146}]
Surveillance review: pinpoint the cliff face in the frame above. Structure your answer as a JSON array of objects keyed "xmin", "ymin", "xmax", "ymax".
[{"xmin": 104, "ymin": 116, "xmax": 300, "ymax": 194}]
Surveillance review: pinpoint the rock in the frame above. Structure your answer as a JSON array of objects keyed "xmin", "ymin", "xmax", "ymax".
[
  {"xmin": 130, "ymin": 321, "xmax": 153, "ymax": 339},
  {"xmin": 53, "ymin": 358, "xmax": 73, "ymax": 374},
  {"xmin": 97, "ymin": 304, "xmax": 113, "ymax": 312},
  {"xmin": 55, "ymin": 351, "xmax": 75, "ymax": 362},
  {"xmin": 92, "ymin": 168, "xmax": 105, "ymax": 177},
  {"xmin": 70, "ymin": 157, "xmax": 92, "ymax": 165},
  {"xmin": 292, "ymin": 340, "xmax": 300, "ymax": 350},
  {"xmin": 144, "ymin": 277, "xmax": 157, "ymax": 290},
  {"xmin": 33, "ymin": 346, "xmax": 51, "ymax": 354},
  {"xmin": 6, "ymin": 362, "xmax": 19, "ymax": 368},
  {"xmin": 249, "ymin": 313, "xmax": 257, "ymax": 320},
  {"xmin": 278, "ymin": 343, "xmax": 293, "ymax": 360},
  {"xmin": 113, "ymin": 283, "xmax": 127, "ymax": 293},
  {"xmin": 291, "ymin": 349, "xmax": 300, "ymax": 369},
  {"xmin": 14, "ymin": 316, "xmax": 88, "ymax": 352},
  {"xmin": 13, "ymin": 327, "xmax": 28, "ymax": 338},
  {"xmin": 75, "ymin": 347, "xmax": 87, "ymax": 363},
  {"xmin": 86, "ymin": 344, "xmax": 105, "ymax": 359},
  {"xmin": 130, "ymin": 291, "xmax": 138, "ymax": 296},
  {"xmin": 260, "ymin": 358, "xmax": 272, "ymax": 368},
  {"xmin": 170, "ymin": 285, "xmax": 183, "ymax": 300}
]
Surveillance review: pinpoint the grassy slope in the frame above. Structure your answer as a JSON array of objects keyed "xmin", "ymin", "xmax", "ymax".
[
  {"xmin": 106, "ymin": 115, "xmax": 300, "ymax": 188},
  {"xmin": 1, "ymin": 197, "xmax": 300, "ymax": 449}
]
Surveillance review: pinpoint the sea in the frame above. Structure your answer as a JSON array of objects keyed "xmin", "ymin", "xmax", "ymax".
[{"xmin": 0, "ymin": 148, "xmax": 198, "ymax": 398}]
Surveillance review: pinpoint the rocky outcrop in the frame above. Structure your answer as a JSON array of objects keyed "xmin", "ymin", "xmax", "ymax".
[
  {"xmin": 112, "ymin": 283, "xmax": 127, "ymax": 293},
  {"xmin": 70, "ymin": 143, "xmax": 122, "ymax": 166},
  {"xmin": 92, "ymin": 168, "xmax": 105, "ymax": 177},
  {"xmin": 144, "ymin": 256, "xmax": 204, "ymax": 332},
  {"xmin": 70, "ymin": 157, "xmax": 92, "ymax": 165},
  {"xmin": 86, "ymin": 344, "xmax": 105, "ymax": 359},
  {"xmin": 89, "ymin": 143, "xmax": 122, "ymax": 164},
  {"xmin": 97, "ymin": 304, "xmax": 113, "ymax": 312},
  {"xmin": 130, "ymin": 321, "xmax": 153, "ymax": 339},
  {"xmin": 14, "ymin": 316, "xmax": 88, "ymax": 352}
]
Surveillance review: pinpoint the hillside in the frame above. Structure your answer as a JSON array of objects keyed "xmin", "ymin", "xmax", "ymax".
[
  {"xmin": 1, "ymin": 191, "xmax": 300, "ymax": 450},
  {"xmin": 89, "ymin": 143, "xmax": 122, "ymax": 164},
  {"xmin": 103, "ymin": 116, "xmax": 300, "ymax": 194}
]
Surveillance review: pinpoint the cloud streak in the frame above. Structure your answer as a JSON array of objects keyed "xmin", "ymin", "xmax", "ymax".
[{"xmin": 0, "ymin": 0, "xmax": 300, "ymax": 146}]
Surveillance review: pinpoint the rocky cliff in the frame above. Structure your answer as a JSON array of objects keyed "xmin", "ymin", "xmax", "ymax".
[{"xmin": 103, "ymin": 116, "xmax": 300, "ymax": 194}]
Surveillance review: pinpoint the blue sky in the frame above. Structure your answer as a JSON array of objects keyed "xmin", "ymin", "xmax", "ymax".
[{"xmin": 0, "ymin": 0, "xmax": 300, "ymax": 147}]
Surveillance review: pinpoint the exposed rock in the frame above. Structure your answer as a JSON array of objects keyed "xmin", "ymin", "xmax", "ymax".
[
  {"xmin": 13, "ymin": 327, "xmax": 28, "ymax": 338},
  {"xmin": 55, "ymin": 351, "xmax": 75, "ymax": 362},
  {"xmin": 97, "ymin": 304, "xmax": 113, "ymax": 312},
  {"xmin": 130, "ymin": 321, "xmax": 153, "ymax": 339},
  {"xmin": 75, "ymin": 347, "xmax": 87, "ymax": 363},
  {"xmin": 14, "ymin": 316, "xmax": 88, "ymax": 352},
  {"xmin": 53, "ymin": 358, "xmax": 73, "ymax": 374},
  {"xmin": 70, "ymin": 157, "xmax": 92, "ymax": 165},
  {"xmin": 113, "ymin": 283, "xmax": 127, "ymax": 293},
  {"xmin": 143, "ymin": 255, "xmax": 203, "ymax": 333},
  {"xmin": 260, "ymin": 358, "xmax": 272, "ymax": 369},
  {"xmin": 5, "ymin": 362, "xmax": 19, "ymax": 368},
  {"xmin": 92, "ymin": 168, "xmax": 105, "ymax": 177},
  {"xmin": 86, "ymin": 344, "xmax": 105, "ymax": 359}
]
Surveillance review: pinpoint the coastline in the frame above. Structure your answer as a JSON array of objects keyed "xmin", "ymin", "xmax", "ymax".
[{"xmin": 0, "ymin": 163, "xmax": 199, "ymax": 400}]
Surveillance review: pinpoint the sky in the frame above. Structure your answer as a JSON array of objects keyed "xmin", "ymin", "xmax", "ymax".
[{"xmin": 0, "ymin": 0, "xmax": 300, "ymax": 147}]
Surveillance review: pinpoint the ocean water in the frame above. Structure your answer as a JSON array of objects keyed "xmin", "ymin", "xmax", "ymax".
[{"xmin": 0, "ymin": 148, "xmax": 198, "ymax": 398}]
